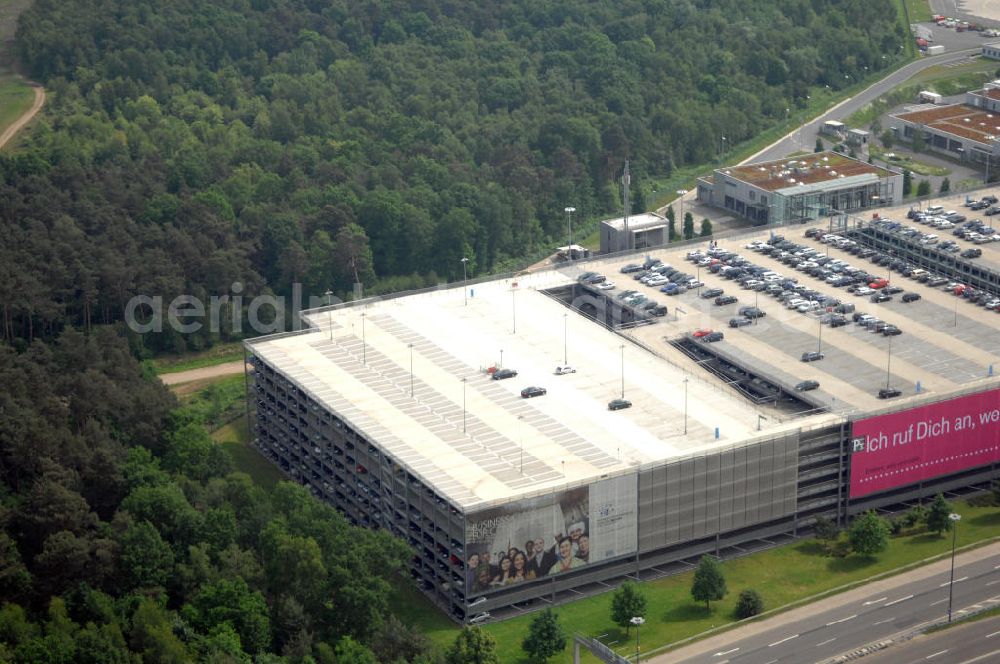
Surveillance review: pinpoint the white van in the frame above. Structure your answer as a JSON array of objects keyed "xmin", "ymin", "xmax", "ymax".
[{"xmin": 926, "ymin": 205, "xmax": 944, "ymax": 215}]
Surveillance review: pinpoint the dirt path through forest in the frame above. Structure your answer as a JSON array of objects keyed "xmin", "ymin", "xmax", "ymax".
[
  {"xmin": 160, "ymin": 360, "xmax": 245, "ymax": 386},
  {"xmin": 0, "ymin": 82, "xmax": 42, "ymax": 148}
]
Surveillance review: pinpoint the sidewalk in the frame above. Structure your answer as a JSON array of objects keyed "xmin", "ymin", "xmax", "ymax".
[{"xmin": 651, "ymin": 539, "xmax": 1000, "ymax": 663}]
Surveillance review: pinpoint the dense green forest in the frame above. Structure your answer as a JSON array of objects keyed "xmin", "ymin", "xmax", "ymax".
[
  {"xmin": 0, "ymin": 0, "xmax": 910, "ymax": 661},
  {"xmin": 2, "ymin": 0, "xmax": 907, "ymax": 353},
  {"xmin": 0, "ymin": 331, "xmax": 432, "ymax": 661}
]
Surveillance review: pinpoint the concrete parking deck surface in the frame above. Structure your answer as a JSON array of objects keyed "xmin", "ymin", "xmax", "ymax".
[{"xmin": 248, "ymin": 270, "xmax": 795, "ymax": 511}]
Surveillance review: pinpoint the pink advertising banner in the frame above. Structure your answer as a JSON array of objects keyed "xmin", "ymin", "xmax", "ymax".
[{"xmin": 849, "ymin": 387, "xmax": 1000, "ymax": 498}]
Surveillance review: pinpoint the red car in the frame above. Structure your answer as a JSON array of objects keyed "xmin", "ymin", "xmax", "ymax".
[
  {"xmin": 869, "ymin": 278, "xmax": 888, "ymax": 289},
  {"xmin": 693, "ymin": 328, "xmax": 713, "ymax": 338}
]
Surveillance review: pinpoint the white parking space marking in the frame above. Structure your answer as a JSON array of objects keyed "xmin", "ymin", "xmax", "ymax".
[
  {"xmin": 926, "ymin": 649, "xmax": 948, "ymax": 659},
  {"xmin": 817, "ymin": 638, "xmax": 836, "ymax": 647}
]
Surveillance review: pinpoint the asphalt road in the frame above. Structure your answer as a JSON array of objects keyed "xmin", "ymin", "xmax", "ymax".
[
  {"xmin": 748, "ymin": 47, "xmax": 982, "ymax": 166},
  {"xmin": 657, "ymin": 541, "xmax": 1000, "ymax": 664},
  {"xmin": 860, "ymin": 613, "xmax": 1000, "ymax": 663}
]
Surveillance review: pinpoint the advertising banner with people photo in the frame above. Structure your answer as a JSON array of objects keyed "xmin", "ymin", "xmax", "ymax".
[
  {"xmin": 464, "ymin": 475, "xmax": 637, "ymax": 594},
  {"xmin": 850, "ymin": 387, "xmax": 1000, "ymax": 498}
]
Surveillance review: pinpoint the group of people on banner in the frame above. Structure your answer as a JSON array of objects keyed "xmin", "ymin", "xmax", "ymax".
[{"xmin": 466, "ymin": 521, "xmax": 589, "ymax": 592}]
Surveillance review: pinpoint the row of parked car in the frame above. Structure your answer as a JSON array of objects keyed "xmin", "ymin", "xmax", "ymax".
[
  {"xmin": 905, "ymin": 205, "xmax": 999, "ymax": 249},
  {"xmin": 853, "ymin": 220, "xmax": 1000, "ymax": 312},
  {"xmin": 739, "ymin": 237, "xmax": 911, "ymax": 335}
]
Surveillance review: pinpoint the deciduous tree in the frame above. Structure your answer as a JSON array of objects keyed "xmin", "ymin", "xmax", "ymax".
[
  {"xmin": 925, "ymin": 494, "xmax": 955, "ymax": 536},
  {"xmin": 849, "ymin": 510, "xmax": 891, "ymax": 557},
  {"xmin": 522, "ymin": 609, "xmax": 567, "ymax": 662},
  {"xmin": 446, "ymin": 627, "xmax": 499, "ymax": 664},
  {"xmin": 610, "ymin": 581, "xmax": 647, "ymax": 635},
  {"xmin": 691, "ymin": 555, "xmax": 727, "ymax": 611}
]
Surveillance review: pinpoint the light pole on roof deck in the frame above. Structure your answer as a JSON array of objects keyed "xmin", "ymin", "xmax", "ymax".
[
  {"xmin": 564, "ymin": 206, "xmax": 576, "ymax": 259},
  {"xmin": 460, "ymin": 257, "xmax": 469, "ymax": 306},
  {"xmin": 361, "ymin": 312, "xmax": 367, "ymax": 365},
  {"xmin": 683, "ymin": 377, "xmax": 689, "ymax": 435},
  {"xmin": 409, "ymin": 343, "xmax": 414, "ymax": 397},
  {"xmin": 620, "ymin": 344, "xmax": 625, "ymax": 399},
  {"xmin": 563, "ymin": 312, "xmax": 568, "ymax": 365},
  {"xmin": 325, "ymin": 289, "xmax": 333, "ymax": 341}
]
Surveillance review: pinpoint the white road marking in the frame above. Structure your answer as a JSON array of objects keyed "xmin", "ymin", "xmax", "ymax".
[
  {"xmin": 714, "ymin": 649, "xmax": 739, "ymax": 656},
  {"xmin": 886, "ymin": 594, "xmax": 914, "ymax": 606},
  {"xmin": 768, "ymin": 634, "xmax": 799, "ymax": 647},
  {"xmin": 987, "ymin": 580, "xmax": 1000, "ymax": 586},
  {"xmin": 986, "ymin": 630, "xmax": 1000, "ymax": 638},
  {"xmin": 930, "ymin": 598, "xmax": 949, "ymax": 606},
  {"xmin": 863, "ymin": 596, "xmax": 887, "ymax": 606},
  {"xmin": 826, "ymin": 614, "xmax": 857, "ymax": 626},
  {"xmin": 941, "ymin": 576, "xmax": 969, "ymax": 587},
  {"xmin": 926, "ymin": 649, "xmax": 948, "ymax": 659},
  {"xmin": 817, "ymin": 638, "xmax": 836, "ymax": 647},
  {"xmin": 873, "ymin": 617, "xmax": 895, "ymax": 625},
  {"xmin": 960, "ymin": 647, "xmax": 1000, "ymax": 663}
]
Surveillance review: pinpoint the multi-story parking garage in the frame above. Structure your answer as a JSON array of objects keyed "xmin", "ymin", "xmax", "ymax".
[{"xmin": 246, "ymin": 196, "xmax": 1000, "ymax": 624}]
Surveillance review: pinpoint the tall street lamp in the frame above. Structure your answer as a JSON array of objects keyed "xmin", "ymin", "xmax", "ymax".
[
  {"xmin": 409, "ymin": 343, "xmax": 414, "ymax": 397},
  {"xmin": 512, "ymin": 286, "xmax": 517, "ymax": 334},
  {"xmin": 564, "ymin": 206, "xmax": 576, "ymax": 259},
  {"xmin": 620, "ymin": 344, "xmax": 626, "ymax": 399},
  {"xmin": 499, "ymin": 349, "xmax": 503, "ymax": 369},
  {"xmin": 885, "ymin": 333, "xmax": 893, "ymax": 391},
  {"xmin": 818, "ymin": 314, "xmax": 824, "ymax": 354},
  {"xmin": 947, "ymin": 512, "xmax": 962, "ymax": 622},
  {"xmin": 361, "ymin": 312, "xmax": 367, "ymax": 366},
  {"xmin": 676, "ymin": 189, "xmax": 688, "ymax": 239},
  {"xmin": 563, "ymin": 313, "xmax": 568, "ymax": 365},
  {"xmin": 630, "ymin": 616, "xmax": 645, "ymax": 663},
  {"xmin": 518, "ymin": 415, "xmax": 525, "ymax": 475},
  {"xmin": 460, "ymin": 257, "xmax": 469, "ymax": 306},
  {"xmin": 325, "ymin": 289, "xmax": 334, "ymax": 342},
  {"xmin": 683, "ymin": 377, "xmax": 689, "ymax": 435},
  {"xmin": 461, "ymin": 377, "xmax": 467, "ymax": 433}
]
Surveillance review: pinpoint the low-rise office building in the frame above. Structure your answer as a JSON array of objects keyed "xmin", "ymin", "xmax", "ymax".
[
  {"xmin": 890, "ymin": 83, "xmax": 1000, "ymax": 170},
  {"xmin": 696, "ymin": 151, "xmax": 901, "ymax": 226}
]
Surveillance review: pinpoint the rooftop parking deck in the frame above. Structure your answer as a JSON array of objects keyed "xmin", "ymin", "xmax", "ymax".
[{"xmin": 247, "ymin": 269, "xmax": 787, "ymax": 511}]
